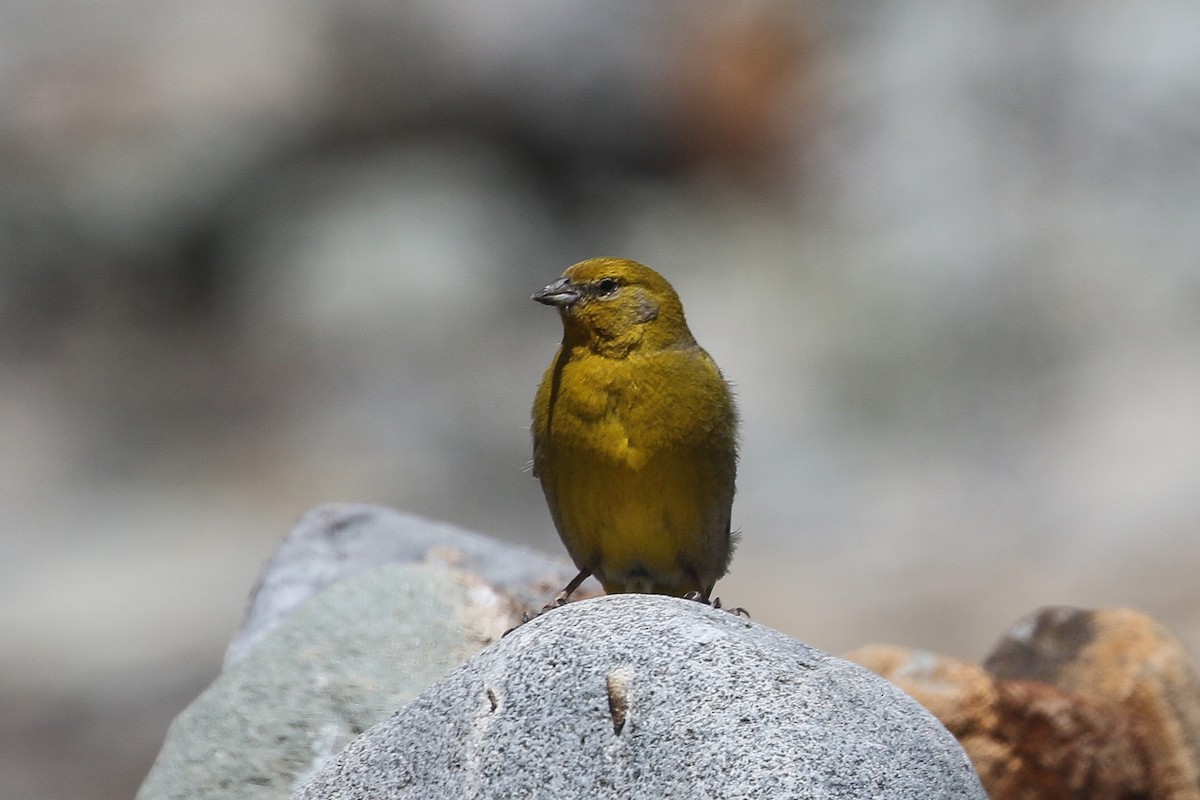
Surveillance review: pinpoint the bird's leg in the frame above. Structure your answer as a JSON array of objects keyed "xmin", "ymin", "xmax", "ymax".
[
  {"xmin": 522, "ymin": 569, "xmax": 592, "ymax": 623},
  {"xmin": 682, "ymin": 574, "xmax": 714, "ymax": 605},
  {"xmin": 548, "ymin": 569, "xmax": 591, "ymax": 610},
  {"xmin": 503, "ymin": 569, "xmax": 595, "ymax": 636}
]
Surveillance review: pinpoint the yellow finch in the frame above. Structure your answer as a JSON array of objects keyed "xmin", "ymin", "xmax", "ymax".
[{"xmin": 531, "ymin": 257, "xmax": 738, "ymax": 603}]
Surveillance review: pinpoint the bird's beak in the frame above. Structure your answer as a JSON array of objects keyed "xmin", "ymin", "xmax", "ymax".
[{"xmin": 532, "ymin": 277, "xmax": 581, "ymax": 308}]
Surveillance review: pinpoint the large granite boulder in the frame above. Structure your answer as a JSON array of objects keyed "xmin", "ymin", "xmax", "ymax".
[{"xmin": 294, "ymin": 593, "xmax": 986, "ymax": 799}]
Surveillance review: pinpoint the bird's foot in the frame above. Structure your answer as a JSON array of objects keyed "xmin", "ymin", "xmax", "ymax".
[
  {"xmin": 682, "ymin": 591, "xmax": 750, "ymax": 618},
  {"xmin": 502, "ymin": 593, "xmax": 573, "ymax": 636},
  {"xmin": 532, "ymin": 593, "xmax": 571, "ymax": 618}
]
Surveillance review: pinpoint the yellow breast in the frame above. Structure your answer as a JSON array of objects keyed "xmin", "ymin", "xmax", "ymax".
[{"xmin": 532, "ymin": 344, "xmax": 737, "ymax": 595}]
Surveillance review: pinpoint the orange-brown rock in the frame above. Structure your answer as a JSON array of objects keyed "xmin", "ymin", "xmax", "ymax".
[
  {"xmin": 846, "ymin": 646, "xmax": 999, "ymax": 735},
  {"xmin": 989, "ymin": 678, "xmax": 1151, "ymax": 800},
  {"xmin": 848, "ymin": 644, "xmax": 1151, "ymax": 800},
  {"xmin": 985, "ymin": 606, "xmax": 1200, "ymax": 800}
]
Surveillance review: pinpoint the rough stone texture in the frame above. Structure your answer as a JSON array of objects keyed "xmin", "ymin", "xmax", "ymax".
[
  {"xmin": 985, "ymin": 606, "xmax": 1200, "ymax": 800},
  {"xmin": 849, "ymin": 645, "xmax": 1151, "ymax": 800},
  {"xmin": 226, "ymin": 503, "xmax": 588, "ymax": 665},
  {"xmin": 988, "ymin": 679, "xmax": 1150, "ymax": 800},
  {"xmin": 294, "ymin": 594, "xmax": 987, "ymax": 800},
  {"xmin": 137, "ymin": 563, "xmax": 499, "ymax": 800}
]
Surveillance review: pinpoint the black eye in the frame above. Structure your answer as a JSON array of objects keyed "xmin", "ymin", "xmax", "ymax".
[{"xmin": 596, "ymin": 278, "xmax": 619, "ymax": 296}]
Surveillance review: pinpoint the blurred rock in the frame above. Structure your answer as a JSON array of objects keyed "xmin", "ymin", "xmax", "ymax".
[
  {"xmin": 137, "ymin": 563, "xmax": 490, "ymax": 800},
  {"xmin": 294, "ymin": 594, "xmax": 986, "ymax": 799},
  {"xmin": 985, "ymin": 606, "xmax": 1200, "ymax": 799},
  {"xmin": 139, "ymin": 507, "xmax": 589, "ymax": 800},
  {"xmin": 226, "ymin": 503, "xmax": 585, "ymax": 665},
  {"xmin": 845, "ymin": 646, "xmax": 997, "ymax": 742},
  {"xmin": 849, "ymin": 645, "xmax": 1151, "ymax": 800},
  {"xmin": 988, "ymin": 679, "xmax": 1151, "ymax": 800}
]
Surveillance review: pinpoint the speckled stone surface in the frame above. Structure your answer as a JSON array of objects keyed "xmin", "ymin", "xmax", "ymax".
[{"xmin": 294, "ymin": 594, "xmax": 987, "ymax": 799}]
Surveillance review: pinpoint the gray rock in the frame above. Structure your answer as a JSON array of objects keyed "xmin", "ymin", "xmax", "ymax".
[
  {"xmin": 226, "ymin": 503, "xmax": 582, "ymax": 665},
  {"xmin": 137, "ymin": 562, "xmax": 505, "ymax": 800},
  {"xmin": 294, "ymin": 594, "xmax": 987, "ymax": 799}
]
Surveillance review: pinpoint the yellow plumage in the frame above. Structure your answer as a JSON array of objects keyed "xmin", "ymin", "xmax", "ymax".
[{"xmin": 531, "ymin": 257, "xmax": 738, "ymax": 601}]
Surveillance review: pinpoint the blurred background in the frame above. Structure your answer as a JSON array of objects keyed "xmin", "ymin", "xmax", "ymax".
[{"xmin": 3, "ymin": 1, "xmax": 1199, "ymax": 797}]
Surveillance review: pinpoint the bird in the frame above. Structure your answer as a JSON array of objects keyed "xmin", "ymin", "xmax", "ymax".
[{"xmin": 530, "ymin": 257, "xmax": 738, "ymax": 607}]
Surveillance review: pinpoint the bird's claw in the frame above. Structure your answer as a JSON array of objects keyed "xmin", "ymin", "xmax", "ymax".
[
  {"xmin": 502, "ymin": 593, "xmax": 573, "ymax": 637},
  {"xmin": 682, "ymin": 591, "xmax": 750, "ymax": 618}
]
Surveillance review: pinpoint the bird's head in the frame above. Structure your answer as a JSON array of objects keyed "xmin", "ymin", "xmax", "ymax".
[{"xmin": 532, "ymin": 258, "xmax": 697, "ymax": 356}]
